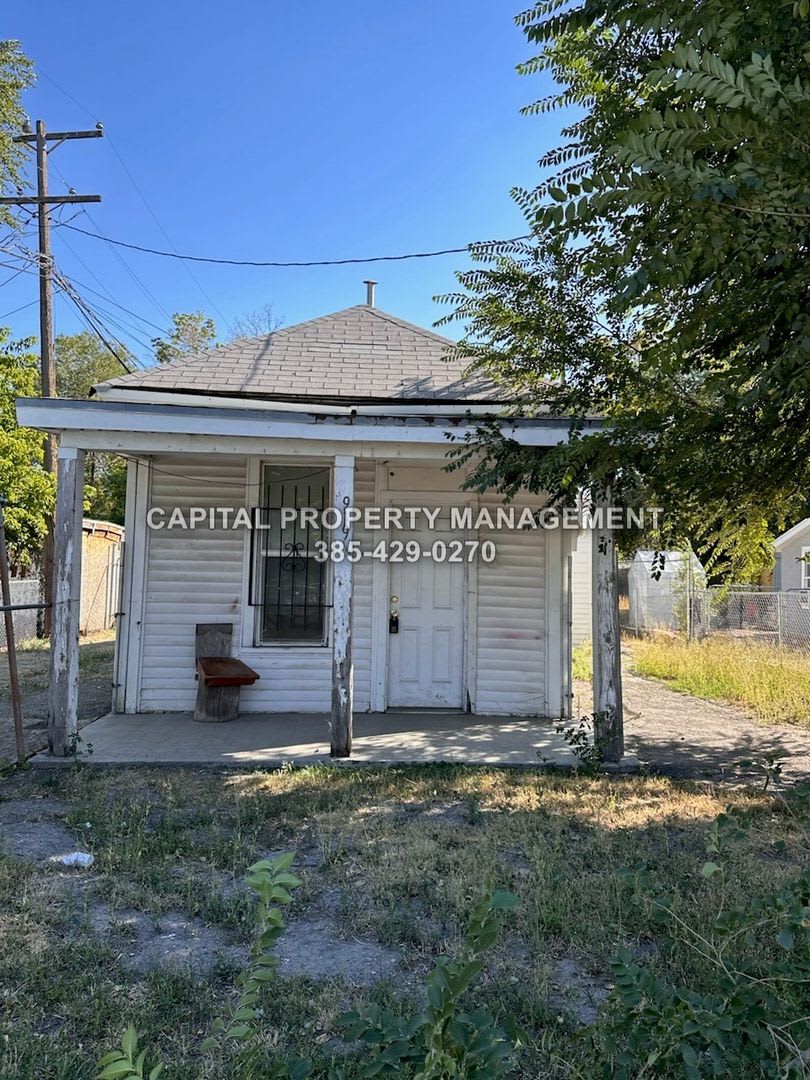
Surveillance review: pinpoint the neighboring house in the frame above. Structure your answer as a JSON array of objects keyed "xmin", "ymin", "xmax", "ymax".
[
  {"xmin": 17, "ymin": 293, "xmax": 602, "ymax": 756},
  {"xmin": 773, "ymin": 519, "xmax": 810, "ymax": 591}
]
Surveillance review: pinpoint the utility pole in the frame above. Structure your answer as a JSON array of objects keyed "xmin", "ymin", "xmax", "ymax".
[{"xmin": 0, "ymin": 119, "xmax": 102, "ymax": 634}]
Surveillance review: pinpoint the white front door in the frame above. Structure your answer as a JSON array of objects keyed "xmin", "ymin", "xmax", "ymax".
[{"xmin": 386, "ymin": 530, "xmax": 465, "ymax": 708}]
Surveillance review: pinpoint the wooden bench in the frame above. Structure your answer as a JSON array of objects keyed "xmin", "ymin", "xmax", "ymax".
[{"xmin": 194, "ymin": 623, "xmax": 260, "ymax": 723}]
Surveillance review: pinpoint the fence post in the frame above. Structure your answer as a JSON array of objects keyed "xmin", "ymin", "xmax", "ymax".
[
  {"xmin": 0, "ymin": 502, "xmax": 25, "ymax": 762},
  {"xmin": 686, "ymin": 558, "xmax": 692, "ymax": 641},
  {"xmin": 777, "ymin": 591, "xmax": 784, "ymax": 648}
]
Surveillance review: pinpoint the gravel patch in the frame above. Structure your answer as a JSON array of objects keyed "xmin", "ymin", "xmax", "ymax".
[
  {"xmin": 550, "ymin": 957, "xmax": 611, "ymax": 1026},
  {"xmin": 573, "ymin": 672, "xmax": 810, "ymax": 783},
  {"xmin": 275, "ymin": 916, "xmax": 401, "ymax": 984},
  {"xmin": 87, "ymin": 903, "xmax": 248, "ymax": 974}
]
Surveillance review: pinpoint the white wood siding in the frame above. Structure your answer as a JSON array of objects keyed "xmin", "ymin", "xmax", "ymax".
[
  {"xmin": 133, "ymin": 456, "xmax": 563, "ymax": 717},
  {"xmin": 570, "ymin": 529, "xmax": 593, "ymax": 645},
  {"xmin": 139, "ymin": 455, "xmax": 247, "ymax": 711},
  {"xmin": 351, "ymin": 460, "xmax": 376, "ymax": 711},
  {"xmin": 475, "ymin": 494, "xmax": 547, "ymax": 715}
]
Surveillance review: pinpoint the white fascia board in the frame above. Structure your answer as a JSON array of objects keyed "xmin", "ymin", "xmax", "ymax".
[
  {"xmin": 96, "ymin": 386, "xmax": 514, "ymax": 417},
  {"xmin": 16, "ymin": 397, "xmax": 588, "ymax": 449},
  {"xmin": 774, "ymin": 517, "xmax": 810, "ymax": 551}
]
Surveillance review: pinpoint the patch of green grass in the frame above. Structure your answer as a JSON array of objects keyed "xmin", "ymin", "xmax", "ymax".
[
  {"xmin": 0, "ymin": 765, "xmax": 807, "ymax": 1078},
  {"xmin": 572, "ymin": 639, "xmax": 592, "ymax": 681},
  {"xmin": 1, "ymin": 631, "xmax": 115, "ymax": 698},
  {"xmin": 629, "ymin": 634, "xmax": 810, "ymax": 726}
]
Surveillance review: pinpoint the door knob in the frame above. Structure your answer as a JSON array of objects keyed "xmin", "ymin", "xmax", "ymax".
[{"xmin": 391, "ymin": 595, "xmax": 399, "ymax": 603}]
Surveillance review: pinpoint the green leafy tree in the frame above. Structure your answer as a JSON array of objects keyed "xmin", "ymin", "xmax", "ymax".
[
  {"xmin": 55, "ymin": 330, "xmax": 129, "ymax": 398},
  {"xmin": 0, "ymin": 331, "xmax": 54, "ymax": 570},
  {"xmin": 153, "ymin": 311, "xmax": 216, "ymax": 364},
  {"xmin": 441, "ymin": 0, "xmax": 810, "ymax": 580},
  {"xmin": 0, "ymin": 41, "xmax": 34, "ymax": 218},
  {"xmin": 55, "ymin": 332, "xmax": 130, "ymax": 524}
]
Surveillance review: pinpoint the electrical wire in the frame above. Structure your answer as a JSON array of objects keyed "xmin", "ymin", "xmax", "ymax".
[
  {"xmin": 109, "ymin": 452, "xmax": 328, "ymax": 489},
  {"xmin": 2, "ymin": 237, "xmax": 164, "ymax": 360},
  {"xmin": 60, "ymin": 222, "xmax": 529, "ymax": 268},
  {"xmin": 104, "ymin": 134, "xmax": 229, "ymax": 325},
  {"xmin": 34, "ymin": 66, "xmax": 519, "ymax": 276},
  {"xmin": 0, "ymin": 266, "xmax": 29, "ymax": 289},
  {"xmin": 51, "ymin": 268, "xmax": 136, "ymax": 373},
  {"xmin": 0, "ymin": 299, "xmax": 38, "ymax": 320}
]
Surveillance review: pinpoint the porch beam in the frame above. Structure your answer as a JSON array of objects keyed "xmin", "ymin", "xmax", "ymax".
[
  {"xmin": 330, "ymin": 454, "xmax": 355, "ymax": 757},
  {"xmin": 591, "ymin": 489, "xmax": 624, "ymax": 762},
  {"xmin": 48, "ymin": 445, "xmax": 85, "ymax": 756}
]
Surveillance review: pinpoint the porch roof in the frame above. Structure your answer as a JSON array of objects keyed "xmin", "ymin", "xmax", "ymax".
[{"xmin": 15, "ymin": 396, "xmax": 596, "ymax": 450}]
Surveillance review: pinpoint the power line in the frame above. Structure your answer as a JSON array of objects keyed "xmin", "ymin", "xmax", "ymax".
[
  {"xmin": 105, "ymin": 134, "xmax": 229, "ymax": 325},
  {"xmin": 60, "ymin": 221, "xmax": 526, "ymax": 268},
  {"xmin": 53, "ymin": 270, "xmax": 134, "ymax": 373},
  {"xmin": 46, "ymin": 150, "xmax": 173, "ymax": 324},
  {"xmin": 0, "ymin": 266, "xmax": 29, "ymax": 289},
  {"xmin": 53, "ymin": 225, "xmax": 172, "ymax": 335},
  {"xmin": 1, "ymin": 238, "xmax": 169, "ymax": 357},
  {"xmin": 0, "ymin": 299, "xmax": 38, "ymax": 320}
]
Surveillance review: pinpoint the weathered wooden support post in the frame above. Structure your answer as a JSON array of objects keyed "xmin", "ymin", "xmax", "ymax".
[
  {"xmin": 330, "ymin": 454, "xmax": 355, "ymax": 757},
  {"xmin": 591, "ymin": 485, "xmax": 624, "ymax": 762},
  {"xmin": 48, "ymin": 444, "xmax": 85, "ymax": 756}
]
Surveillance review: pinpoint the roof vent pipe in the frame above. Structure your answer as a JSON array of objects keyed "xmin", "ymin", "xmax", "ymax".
[{"xmin": 363, "ymin": 279, "xmax": 378, "ymax": 307}]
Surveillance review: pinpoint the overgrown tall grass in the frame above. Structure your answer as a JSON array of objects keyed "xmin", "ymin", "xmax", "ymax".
[{"xmin": 630, "ymin": 635, "xmax": 810, "ymax": 726}]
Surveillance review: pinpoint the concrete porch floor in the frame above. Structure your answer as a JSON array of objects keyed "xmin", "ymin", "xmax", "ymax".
[{"xmin": 34, "ymin": 710, "xmax": 581, "ymax": 767}]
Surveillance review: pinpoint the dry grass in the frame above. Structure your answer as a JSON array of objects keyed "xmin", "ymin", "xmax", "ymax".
[
  {"xmin": 1, "ymin": 763, "xmax": 807, "ymax": 1078},
  {"xmin": 0, "ymin": 630, "xmax": 115, "ymax": 697},
  {"xmin": 629, "ymin": 634, "xmax": 810, "ymax": 726}
]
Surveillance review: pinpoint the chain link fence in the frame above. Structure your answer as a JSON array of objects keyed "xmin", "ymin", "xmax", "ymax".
[
  {"xmin": 0, "ymin": 578, "xmax": 43, "ymax": 648},
  {"xmin": 688, "ymin": 588, "xmax": 810, "ymax": 649}
]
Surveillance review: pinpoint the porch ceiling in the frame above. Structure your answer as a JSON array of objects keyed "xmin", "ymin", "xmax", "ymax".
[{"xmin": 32, "ymin": 711, "xmax": 579, "ymax": 768}]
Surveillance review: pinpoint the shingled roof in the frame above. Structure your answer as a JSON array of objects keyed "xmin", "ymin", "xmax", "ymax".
[{"xmin": 94, "ymin": 305, "xmax": 505, "ymax": 405}]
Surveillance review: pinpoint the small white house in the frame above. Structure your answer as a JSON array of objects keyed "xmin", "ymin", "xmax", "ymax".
[
  {"xmin": 773, "ymin": 518, "xmax": 810, "ymax": 591},
  {"xmin": 18, "ymin": 295, "xmax": 610, "ymax": 759}
]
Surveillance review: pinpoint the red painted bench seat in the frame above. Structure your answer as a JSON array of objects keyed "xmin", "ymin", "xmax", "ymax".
[{"xmin": 196, "ymin": 656, "xmax": 260, "ymax": 688}]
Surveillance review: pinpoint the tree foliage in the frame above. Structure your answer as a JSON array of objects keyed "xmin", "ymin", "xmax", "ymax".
[
  {"xmin": 54, "ymin": 332, "xmax": 128, "ymax": 524},
  {"xmin": 440, "ymin": 0, "xmax": 810, "ymax": 579},
  {"xmin": 0, "ymin": 41, "xmax": 34, "ymax": 220},
  {"xmin": 55, "ymin": 330, "xmax": 129, "ymax": 398},
  {"xmin": 227, "ymin": 303, "xmax": 282, "ymax": 342},
  {"xmin": 0, "ymin": 332, "xmax": 54, "ymax": 570},
  {"xmin": 152, "ymin": 311, "xmax": 216, "ymax": 364}
]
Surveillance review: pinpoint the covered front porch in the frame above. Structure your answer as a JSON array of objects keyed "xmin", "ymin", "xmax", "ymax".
[
  {"xmin": 35, "ymin": 709, "xmax": 579, "ymax": 767},
  {"xmin": 16, "ymin": 393, "xmax": 626, "ymax": 766}
]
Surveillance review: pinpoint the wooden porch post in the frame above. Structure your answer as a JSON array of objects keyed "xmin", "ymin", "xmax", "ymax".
[
  {"xmin": 591, "ymin": 486, "xmax": 624, "ymax": 762},
  {"xmin": 48, "ymin": 444, "xmax": 85, "ymax": 756},
  {"xmin": 330, "ymin": 454, "xmax": 355, "ymax": 757}
]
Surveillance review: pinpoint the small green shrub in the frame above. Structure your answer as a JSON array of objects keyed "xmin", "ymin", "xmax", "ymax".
[
  {"xmin": 96, "ymin": 856, "xmax": 520, "ymax": 1079},
  {"xmin": 338, "ymin": 888, "xmax": 522, "ymax": 1078},
  {"xmin": 598, "ymin": 801, "xmax": 810, "ymax": 1078}
]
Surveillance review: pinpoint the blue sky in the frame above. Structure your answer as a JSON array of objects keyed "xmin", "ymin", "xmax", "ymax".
[{"xmin": 2, "ymin": 1, "xmax": 560, "ymax": 361}]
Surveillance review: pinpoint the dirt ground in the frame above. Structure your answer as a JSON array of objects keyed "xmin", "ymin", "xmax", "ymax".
[
  {"xmin": 573, "ymin": 672, "xmax": 810, "ymax": 783},
  {"xmin": 0, "ymin": 634, "xmax": 115, "ymax": 762}
]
